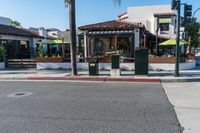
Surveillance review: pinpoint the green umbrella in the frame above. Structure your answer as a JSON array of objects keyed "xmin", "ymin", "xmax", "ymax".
[
  {"xmin": 159, "ymin": 38, "xmax": 188, "ymax": 46},
  {"xmin": 41, "ymin": 39, "xmax": 70, "ymax": 45}
]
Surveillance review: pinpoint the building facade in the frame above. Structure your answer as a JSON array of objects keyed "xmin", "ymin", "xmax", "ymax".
[
  {"xmin": 78, "ymin": 4, "xmax": 179, "ymax": 59},
  {"xmin": 120, "ymin": 4, "xmax": 177, "ymax": 39}
]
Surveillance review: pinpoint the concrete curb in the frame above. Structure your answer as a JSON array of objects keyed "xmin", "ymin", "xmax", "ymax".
[
  {"xmin": 0, "ymin": 77, "xmax": 27, "ymax": 80},
  {"xmin": 27, "ymin": 76, "xmax": 161, "ymax": 83},
  {"xmin": 0, "ymin": 76, "xmax": 200, "ymax": 83},
  {"xmin": 161, "ymin": 78, "xmax": 200, "ymax": 83}
]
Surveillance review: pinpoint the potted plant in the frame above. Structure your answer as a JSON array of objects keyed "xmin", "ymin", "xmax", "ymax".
[{"xmin": 0, "ymin": 43, "xmax": 6, "ymax": 69}]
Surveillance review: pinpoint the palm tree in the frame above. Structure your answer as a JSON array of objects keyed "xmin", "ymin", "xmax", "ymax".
[
  {"xmin": 64, "ymin": 0, "xmax": 121, "ymax": 76},
  {"xmin": 113, "ymin": 0, "xmax": 121, "ymax": 6},
  {"xmin": 65, "ymin": 0, "xmax": 77, "ymax": 76},
  {"xmin": 11, "ymin": 20, "xmax": 21, "ymax": 27}
]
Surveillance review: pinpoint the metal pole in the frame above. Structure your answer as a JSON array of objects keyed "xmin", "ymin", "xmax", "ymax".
[
  {"xmin": 192, "ymin": 8, "xmax": 200, "ymax": 19},
  {"xmin": 175, "ymin": 0, "xmax": 180, "ymax": 77}
]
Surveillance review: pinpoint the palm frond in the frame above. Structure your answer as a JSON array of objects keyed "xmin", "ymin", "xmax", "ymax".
[{"xmin": 64, "ymin": 0, "xmax": 71, "ymax": 6}]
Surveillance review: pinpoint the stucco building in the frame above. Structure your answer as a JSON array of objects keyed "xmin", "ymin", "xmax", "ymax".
[{"xmin": 78, "ymin": 4, "xmax": 178, "ymax": 59}]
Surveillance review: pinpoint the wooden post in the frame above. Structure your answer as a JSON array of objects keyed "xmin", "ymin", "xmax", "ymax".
[
  {"xmin": 114, "ymin": 35, "xmax": 117, "ymax": 52},
  {"xmin": 84, "ymin": 32, "xmax": 87, "ymax": 61},
  {"xmin": 188, "ymin": 36, "xmax": 191, "ymax": 55},
  {"xmin": 144, "ymin": 34, "xmax": 147, "ymax": 48},
  {"xmin": 131, "ymin": 36, "xmax": 135, "ymax": 58},
  {"xmin": 88, "ymin": 37, "xmax": 91, "ymax": 56},
  {"xmin": 62, "ymin": 37, "xmax": 65, "ymax": 59},
  {"xmin": 134, "ymin": 29, "xmax": 140, "ymax": 48}
]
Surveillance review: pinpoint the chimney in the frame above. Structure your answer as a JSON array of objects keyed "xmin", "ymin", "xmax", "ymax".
[{"xmin": 39, "ymin": 27, "xmax": 47, "ymax": 38}]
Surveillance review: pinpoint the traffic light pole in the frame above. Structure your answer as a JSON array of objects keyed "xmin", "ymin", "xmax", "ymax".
[
  {"xmin": 175, "ymin": 0, "xmax": 180, "ymax": 77},
  {"xmin": 192, "ymin": 8, "xmax": 200, "ymax": 19}
]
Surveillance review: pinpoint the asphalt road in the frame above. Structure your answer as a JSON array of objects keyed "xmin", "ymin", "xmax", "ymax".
[{"xmin": 0, "ymin": 81, "xmax": 181, "ymax": 133}]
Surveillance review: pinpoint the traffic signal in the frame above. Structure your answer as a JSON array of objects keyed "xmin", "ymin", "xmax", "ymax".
[
  {"xmin": 171, "ymin": 0, "xmax": 177, "ymax": 10},
  {"xmin": 184, "ymin": 4, "xmax": 192, "ymax": 23}
]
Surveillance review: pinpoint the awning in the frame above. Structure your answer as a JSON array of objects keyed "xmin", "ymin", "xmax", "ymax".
[
  {"xmin": 159, "ymin": 18, "xmax": 172, "ymax": 24},
  {"xmin": 41, "ymin": 39, "xmax": 70, "ymax": 45},
  {"xmin": 159, "ymin": 38, "xmax": 188, "ymax": 46}
]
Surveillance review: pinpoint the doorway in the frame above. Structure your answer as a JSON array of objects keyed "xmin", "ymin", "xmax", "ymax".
[{"xmin": 6, "ymin": 40, "xmax": 30, "ymax": 59}]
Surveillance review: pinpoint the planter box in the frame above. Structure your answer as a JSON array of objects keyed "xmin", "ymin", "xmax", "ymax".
[
  {"xmin": 149, "ymin": 57, "xmax": 185, "ymax": 63},
  {"xmin": 0, "ymin": 62, "xmax": 5, "ymax": 69},
  {"xmin": 37, "ymin": 61, "xmax": 196, "ymax": 71},
  {"xmin": 36, "ymin": 57, "xmax": 64, "ymax": 63}
]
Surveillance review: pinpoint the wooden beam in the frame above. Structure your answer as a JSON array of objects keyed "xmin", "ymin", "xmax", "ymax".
[
  {"xmin": 62, "ymin": 37, "xmax": 65, "ymax": 59},
  {"xmin": 114, "ymin": 35, "xmax": 117, "ymax": 52},
  {"xmin": 84, "ymin": 32, "xmax": 87, "ymax": 61}
]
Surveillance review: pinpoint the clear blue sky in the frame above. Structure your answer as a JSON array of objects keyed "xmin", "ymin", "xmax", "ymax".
[{"xmin": 0, "ymin": 0, "xmax": 199, "ymax": 31}]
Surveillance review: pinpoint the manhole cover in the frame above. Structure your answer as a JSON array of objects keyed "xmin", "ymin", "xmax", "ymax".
[{"xmin": 7, "ymin": 92, "xmax": 33, "ymax": 98}]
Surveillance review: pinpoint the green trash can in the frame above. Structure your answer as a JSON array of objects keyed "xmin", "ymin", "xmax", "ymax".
[
  {"xmin": 135, "ymin": 48, "xmax": 149, "ymax": 76},
  {"xmin": 89, "ymin": 58, "xmax": 99, "ymax": 76}
]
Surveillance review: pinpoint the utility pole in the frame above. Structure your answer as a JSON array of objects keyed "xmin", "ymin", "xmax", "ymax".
[
  {"xmin": 65, "ymin": 0, "xmax": 77, "ymax": 75},
  {"xmin": 175, "ymin": 0, "xmax": 180, "ymax": 77},
  {"xmin": 172, "ymin": 0, "xmax": 181, "ymax": 77}
]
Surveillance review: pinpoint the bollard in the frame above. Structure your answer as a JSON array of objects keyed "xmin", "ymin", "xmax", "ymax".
[{"xmin": 111, "ymin": 54, "xmax": 121, "ymax": 76}]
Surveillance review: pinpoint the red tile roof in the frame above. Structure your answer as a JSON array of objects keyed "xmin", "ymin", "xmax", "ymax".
[
  {"xmin": 0, "ymin": 24, "xmax": 43, "ymax": 38},
  {"xmin": 78, "ymin": 20, "xmax": 145, "ymax": 31},
  {"xmin": 118, "ymin": 12, "xmax": 127, "ymax": 18},
  {"xmin": 154, "ymin": 13, "xmax": 176, "ymax": 17}
]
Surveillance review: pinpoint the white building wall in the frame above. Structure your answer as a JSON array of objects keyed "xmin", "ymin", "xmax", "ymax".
[
  {"xmin": 37, "ymin": 61, "xmax": 196, "ymax": 71},
  {"xmin": 0, "ymin": 16, "xmax": 12, "ymax": 26},
  {"xmin": 39, "ymin": 27, "xmax": 47, "ymax": 38},
  {"xmin": 127, "ymin": 5, "xmax": 175, "ymax": 35},
  {"xmin": 47, "ymin": 31, "xmax": 59, "ymax": 38}
]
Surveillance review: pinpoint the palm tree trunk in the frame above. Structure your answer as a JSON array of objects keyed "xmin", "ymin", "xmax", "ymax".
[{"xmin": 68, "ymin": 0, "xmax": 77, "ymax": 75}]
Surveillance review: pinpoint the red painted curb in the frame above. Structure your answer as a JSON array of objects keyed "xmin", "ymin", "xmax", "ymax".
[
  {"xmin": 27, "ymin": 76, "xmax": 161, "ymax": 82},
  {"xmin": 106, "ymin": 77, "xmax": 161, "ymax": 82}
]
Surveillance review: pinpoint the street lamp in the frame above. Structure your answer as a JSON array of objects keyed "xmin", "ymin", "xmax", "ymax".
[{"xmin": 192, "ymin": 8, "xmax": 200, "ymax": 19}]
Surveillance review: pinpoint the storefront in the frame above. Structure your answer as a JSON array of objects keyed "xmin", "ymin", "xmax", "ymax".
[{"xmin": 0, "ymin": 24, "xmax": 44, "ymax": 68}]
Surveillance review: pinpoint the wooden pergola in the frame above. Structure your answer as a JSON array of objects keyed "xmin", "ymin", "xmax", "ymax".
[{"xmin": 78, "ymin": 20, "xmax": 147, "ymax": 60}]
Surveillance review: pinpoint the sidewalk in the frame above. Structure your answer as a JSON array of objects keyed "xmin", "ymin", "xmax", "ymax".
[
  {"xmin": 0, "ymin": 66, "xmax": 200, "ymax": 82},
  {"xmin": 163, "ymin": 82, "xmax": 200, "ymax": 133}
]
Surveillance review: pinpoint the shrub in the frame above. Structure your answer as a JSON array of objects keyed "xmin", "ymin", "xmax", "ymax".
[
  {"xmin": 0, "ymin": 44, "xmax": 6, "ymax": 62},
  {"xmin": 38, "ymin": 43, "xmax": 43, "ymax": 57}
]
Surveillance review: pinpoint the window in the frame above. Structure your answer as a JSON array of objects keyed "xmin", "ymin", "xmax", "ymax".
[{"xmin": 160, "ymin": 23, "xmax": 169, "ymax": 31}]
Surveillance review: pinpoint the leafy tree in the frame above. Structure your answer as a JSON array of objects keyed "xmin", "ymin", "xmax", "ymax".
[
  {"xmin": 11, "ymin": 20, "xmax": 21, "ymax": 27},
  {"xmin": 185, "ymin": 19, "xmax": 200, "ymax": 54}
]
